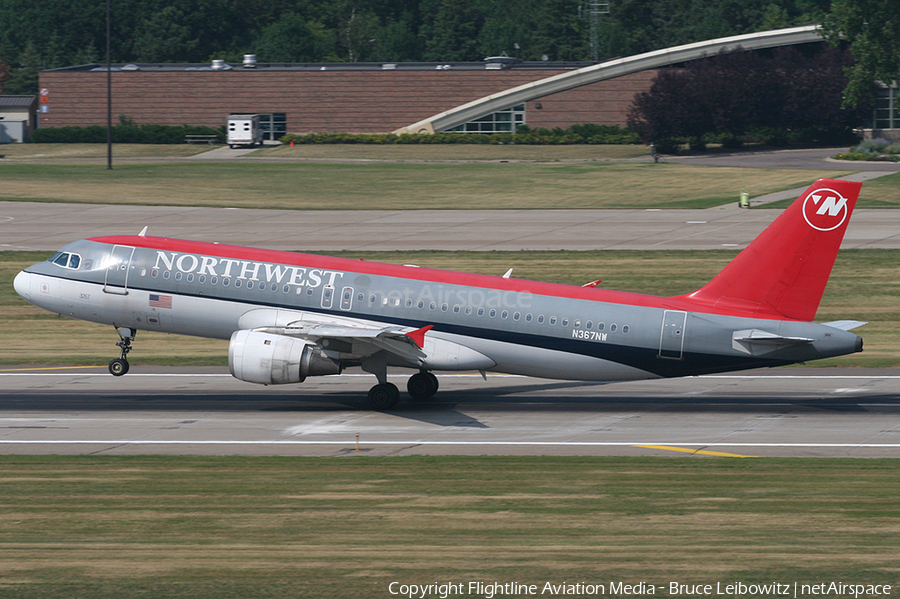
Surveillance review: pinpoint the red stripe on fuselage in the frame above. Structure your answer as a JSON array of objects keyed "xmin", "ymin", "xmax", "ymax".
[{"xmin": 87, "ymin": 235, "xmax": 787, "ymax": 320}]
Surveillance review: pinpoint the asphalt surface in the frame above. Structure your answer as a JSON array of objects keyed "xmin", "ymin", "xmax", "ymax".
[{"xmin": 1, "ymin": 367, "xmax": 898, "ymax": 458}]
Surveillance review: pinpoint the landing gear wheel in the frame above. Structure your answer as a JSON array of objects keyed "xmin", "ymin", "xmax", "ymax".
[
  {"xmin": 110, "ymin": 326, "xmax": 136, "ymax": 377},
  {"xmin": 109, "ymin": 358, "xmax": 129, "ymax": 376},
  {"xmin": 407, "ymin": 371, "xmax": 438, "ymax": 400},
  {"xmin": 368, "ymin": 383, "xmax": 400, "ymax": 409}
]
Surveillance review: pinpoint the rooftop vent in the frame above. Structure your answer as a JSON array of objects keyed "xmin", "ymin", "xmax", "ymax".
[{"xmin": 242, "ymin": 54, "xmax": 257, "ymax": 68}]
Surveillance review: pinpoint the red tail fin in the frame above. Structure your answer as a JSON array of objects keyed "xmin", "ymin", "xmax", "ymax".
[{"xmin": 676, "ymin": 178, "xmax": 861, "ymax": 321}]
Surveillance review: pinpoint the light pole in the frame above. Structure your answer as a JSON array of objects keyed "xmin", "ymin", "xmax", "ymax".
[{"xmin": 106, "ymin": 0, "xmax": 112, "ymax": 169}]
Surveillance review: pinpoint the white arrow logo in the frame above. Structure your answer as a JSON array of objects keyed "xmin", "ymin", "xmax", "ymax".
[{"xmin": 803, "ymin": 188, "xmax": 849, "ymax": 232}]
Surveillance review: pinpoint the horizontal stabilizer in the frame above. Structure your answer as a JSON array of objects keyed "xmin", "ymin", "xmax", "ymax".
[
  {"xmin": 822, "ymin": 320, "xmax": 868, "ymax": 331},
  {"xmin": 732, "ymin": 329, "xmax": 813, "ymax": 355}
]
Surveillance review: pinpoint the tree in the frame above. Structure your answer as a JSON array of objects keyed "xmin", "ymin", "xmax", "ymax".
[
  {"xmin": 0, "ymin": 56, "xmax": 10, "ymax": 93},
  {"xmin": 3, "ymin": 39, "xmax": 42, "ymax": 95},
  {"xmin": 255, "ymin": 13, "xmax": 334, "ymax": 62},
  {"xmin": 423, "ymin": 0, "xmax": 484, "ymax": 61},
  {"xmin": 627, "ymin": 45, "xmax": 868, "ymax": 149},
  {"xmin": 822, "ymin": 0, "xmax": 900, "ymax": 106},
  {"xmin": 132, "ymin": 6, "xmax": 199, "ymax": 63}
]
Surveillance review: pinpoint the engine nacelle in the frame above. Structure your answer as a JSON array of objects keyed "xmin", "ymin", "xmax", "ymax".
[{"xmin": 229, "ymin": 330, "xmax": 340, "ymax": 385}]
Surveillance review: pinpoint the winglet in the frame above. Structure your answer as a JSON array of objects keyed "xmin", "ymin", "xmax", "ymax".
[{"xmin": 405, "ymin": 325, "xmax": 434, "ymax": 348}]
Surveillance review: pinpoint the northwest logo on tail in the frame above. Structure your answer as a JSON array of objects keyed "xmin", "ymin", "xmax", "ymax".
[{"xmin": 802, "ymin": 188, "xmax": 849, "ymax": 231}]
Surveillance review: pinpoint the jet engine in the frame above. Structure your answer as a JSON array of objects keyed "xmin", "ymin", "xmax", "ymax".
[{"xmin": 229, "ymin": 330, "xmax": 340, "ymax": 385}]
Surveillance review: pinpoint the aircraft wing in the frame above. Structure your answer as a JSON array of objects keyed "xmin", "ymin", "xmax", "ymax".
[{"xmin": 256, "ymin": 322, "xmax": 431, "ymax": 366}]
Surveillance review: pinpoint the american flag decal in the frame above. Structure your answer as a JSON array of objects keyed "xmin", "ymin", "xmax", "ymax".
[{"xmin": 149, "ymin": 294, "xmax": 172, "ymax": 309}]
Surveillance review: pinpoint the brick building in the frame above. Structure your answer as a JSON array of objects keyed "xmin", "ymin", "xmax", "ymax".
[{"xmin": 38, "ymin": 60, "xmax": 657, "ymax": 137}]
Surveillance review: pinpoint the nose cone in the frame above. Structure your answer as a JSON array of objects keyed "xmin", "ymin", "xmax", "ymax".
[{"xmin": 13, "ymin": 270, "xmax": 31, "ymax": 301}]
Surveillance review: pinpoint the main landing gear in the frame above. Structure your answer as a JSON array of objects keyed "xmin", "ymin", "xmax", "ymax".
[
  {"xmin": 407, "ymin": 370, "xmax": 439, "ymax": 401},
  {"xmin": 362, "ymin": 355, "xmax": 438, "ymax": 409},
  {"xmin": 109, "ymin": 326, "xmax": 136, "ymax": 376},
  {"xmin": 366, "ymin": 371, "xmax": 439, "ymax": 409}
]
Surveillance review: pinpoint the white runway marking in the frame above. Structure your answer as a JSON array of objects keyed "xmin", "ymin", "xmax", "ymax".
[
  {"xmin": 1, "ymin": 373, "xmax": 899, "ymax": 379},
  {"xmin": 2, "ymin": 440, "xmax": 900, "ymax": 448}
]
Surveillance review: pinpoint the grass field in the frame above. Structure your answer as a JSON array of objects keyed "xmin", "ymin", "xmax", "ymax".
[
  {"xmin": 0, "ymin": 455, "xmax": 898, "ymax": 599},
  {"xmin": 3, "ymin": 249, "xmax": 897, "ymax": 368},
  {"xmin": 0, "ymin": 143, "xmax": 213, "ymax": 159},
  {"xmin": 0, "ymin": 159, "xmax": 850, "ymax": 210}
]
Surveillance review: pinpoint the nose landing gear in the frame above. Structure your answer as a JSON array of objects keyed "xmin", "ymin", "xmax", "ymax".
[{"xmin": 109, "ymin": 326, "xmax": 136, "ymax": 376}]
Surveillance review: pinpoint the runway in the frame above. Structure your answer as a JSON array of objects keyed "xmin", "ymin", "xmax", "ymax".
[{"xmin": 2, "ymin": 367, "xmax": 898, "ymax": 458}]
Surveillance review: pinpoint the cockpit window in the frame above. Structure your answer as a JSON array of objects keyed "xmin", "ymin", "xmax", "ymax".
[{"xmin": 49, "ymin": 252, "xmax": 82, "ymax": 270}]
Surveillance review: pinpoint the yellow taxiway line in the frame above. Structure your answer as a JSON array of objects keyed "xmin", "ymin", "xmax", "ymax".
[{"xmin": 634, "ymin": 444, "xmax": 757, "ymax": 458}]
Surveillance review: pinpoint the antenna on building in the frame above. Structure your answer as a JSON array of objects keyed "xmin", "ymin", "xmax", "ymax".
[{"xmin": 587, "ymin": 1, "xmax": 610, "ymax": 62}]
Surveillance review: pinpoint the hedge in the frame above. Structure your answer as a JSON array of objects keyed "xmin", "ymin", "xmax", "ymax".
[
  {"xmin": 32, "ymin": 123, "xmax": 225, "ymax": 144},
  {"xmin": 280, "ymin": 124, "xmax": 640, "ymax": 145}
]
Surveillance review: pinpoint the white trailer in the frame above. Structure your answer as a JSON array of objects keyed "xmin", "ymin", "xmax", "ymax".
[{"xmin": 226, "ymin": 114, "xmax": 263, "ymax": 148}]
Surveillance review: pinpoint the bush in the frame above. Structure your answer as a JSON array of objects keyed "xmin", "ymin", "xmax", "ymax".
[
  {"xmin": 32, "ymin": 123, "xmax": 224, "ymax": 144},
  {"xmin": 279, "ymin": 124, "xmax": 640, "ymax": 146}
]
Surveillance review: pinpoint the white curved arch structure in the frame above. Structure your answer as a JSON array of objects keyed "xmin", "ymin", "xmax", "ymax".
[{"xmin": 394, "ymin": 25, "xmax": 823, "ymax": 135}]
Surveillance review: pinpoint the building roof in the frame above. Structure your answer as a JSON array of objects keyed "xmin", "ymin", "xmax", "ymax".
[
  {"xmin": 43, "ymin": 60, "xmax": 594, "ymax": 74},
  {"xmin": 0, "ymin": 95, "xmax": 37, "ymax": 109}
]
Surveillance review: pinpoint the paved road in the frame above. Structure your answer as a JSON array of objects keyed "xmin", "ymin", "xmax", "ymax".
[
  {"xmin": 3, "ymin": 200, "xmax": 899, "ymax": 252},
  {"xmin": 1, "ymin": 367, "xmax": 898, "ymax": 458},
  {"xmin": 3, "ymin": 147, "xmax": 898, "ymax": 252}
]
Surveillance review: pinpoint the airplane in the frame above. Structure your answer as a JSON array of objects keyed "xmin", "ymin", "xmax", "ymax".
[{"xmin": 14, "ymin": 178, "xmax": 866, "ymax": 409}]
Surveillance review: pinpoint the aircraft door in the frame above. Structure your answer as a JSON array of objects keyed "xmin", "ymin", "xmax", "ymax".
[
  {"xmin": 658, "ymin": 310, "xmax": 687, "ymax": 359},
  {"xmin": 321, "ymin": 285, "xmax": 334, "ymax": 309},
  {"xmin": 340, "ymin": 286, "xmax": 354, "ymax": 311},
  {"xmin": 103, "ymin": 245, "xmax": 135, "ymax": 295}
]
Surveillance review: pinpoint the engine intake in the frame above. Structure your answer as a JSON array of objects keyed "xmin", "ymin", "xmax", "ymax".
[{"xmin": 229, "ymin": 330, "xmax": 340, "ymax": 385}]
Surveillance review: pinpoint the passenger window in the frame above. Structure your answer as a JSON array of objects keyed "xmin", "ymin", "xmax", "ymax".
[{"xmin": 550, "ymin": 316, "xmax": 557, "ymax": 325}]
